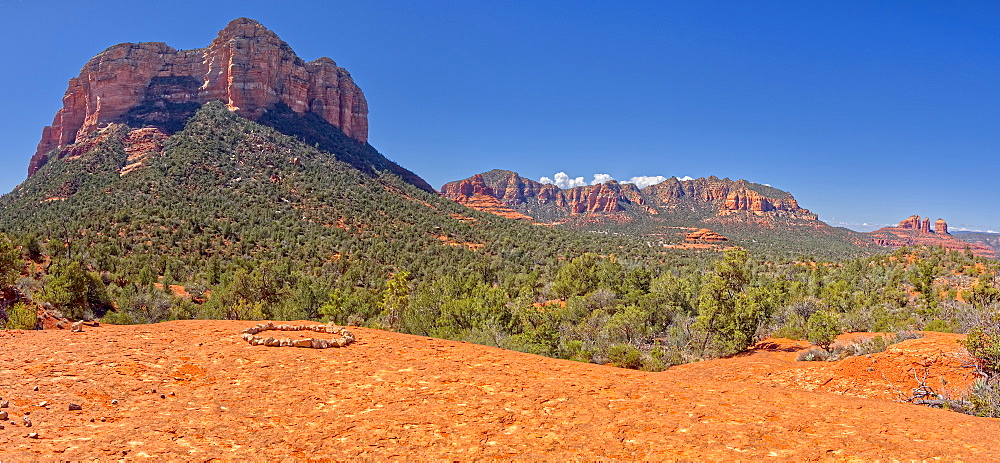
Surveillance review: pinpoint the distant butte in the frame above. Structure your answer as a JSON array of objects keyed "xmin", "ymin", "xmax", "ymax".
[
  {"xmin": 869, "ymin": 215, "xmax": 995, "ymax": 258},
  {"xmin": 30, "ymin": 18, "xmax": 368, "ymax": 176}
]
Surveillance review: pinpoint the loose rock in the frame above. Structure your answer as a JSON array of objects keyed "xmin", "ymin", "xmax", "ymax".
[
  {"xmin": 28, "ymin": 432, "xmax": 38, "ymax": 439},
  {"xmin": 23, "ymin": 417, "xmax": 31, "ymax": 427},
  {"xmin": 0, "ymin": 411, "xmax": 7, "ymax": 420},
  {"xmin": 71, "ymin": 320, "xmax": 84, "ymax": 332},
  {"xmin": 243, "ymin": 323, "xmax": 356, "ymax": 349},
  {"xmin": 69, "ymin": 403, "xmax": 82, "ymax": 411}
]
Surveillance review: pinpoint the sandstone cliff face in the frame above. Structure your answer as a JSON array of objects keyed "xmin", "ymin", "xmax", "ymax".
[
  {"xmin": 685, "ymin": 228, "xmax": 728, "ymax": 242},
  {"xmin": 438, "ymin": 174, "xmax": 534, "ymax": 220},
  {"xmin": 31, "ymin": 18, "xmax": 367, "ymax": 176},
  {"xmin": 897, "ymin": 215, "xmax": 949, "ymax": 235},
  {"xmin": 643, "ymin": 176, "xmax": 818, "ymax": 220},
  {"xmin": 441, "ymin": 171, "xmax": 817, "ymax": 224},
  {"xmin": 935, "ymin": 219, "xmax": 948, "ymax": 235},
  {"xmin": 440, "ymin": 170, "xmax": 651, "ymax": 218}
]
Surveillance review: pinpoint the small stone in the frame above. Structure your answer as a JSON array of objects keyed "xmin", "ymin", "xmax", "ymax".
[
  {"xmin": 71, "ymin": 320, "xmax": 84, "ymax": 332},
  {"xmin": 90, "ymin": 418, "xmax": 94, "ymax": 422},
  {"xmin": 68, "ymin": 403, "xmax": 82, "ymax": 411},
  {"xmin": 160, "ymin": 394, "xmax": 166, "ymax": 399},
  {"xmin": 151, "ymin": 389, "xmax": 156, "ymax": 394},
  {"xmin": 111, "ymin": 399, "xmax": 118, "ymax": 405},
  {"xmin": 101, "ymin": 417, "xmax": 106, "ymax": 422},
  {"xmin": 28, "ymin": 432, "xmax": 38, "ymax": 439},
  {"xmin": 32, "ymin": 386, "xmax": 39, "ymax": 391},
  {"xmin": 0, "ymin": 424, "xmax": 4, "ymax": 429},
  {"xmin": 292, "ymin": 339, "xmax": 312, "ymax": 348},
  {"xmin": 170, "ymin": 392, "xmax": 175, "ymax": 396},
  {"xmin": 23, "ymin": 411, "xmax": 29, "ymax": 415},
  {"xmin": 0, "ymin": 411, "xmax": 7, "ymax": 420},
  {"xmin": 0, "ymin": 400, "xmax": 7, "ymax": 408},
  {"xmin": 279, "ymin": 338, "xmax": 292, "ymax": 347},
  {"xmin": 241, "ymin": 333, "xmax": 253, "ymax": 342},
  {"xmin": 23, "ymin": 417, "xmax": 31, "ymax": 427},
  {"xmin": 264, "ymin": 337, "xmax": 280, "ymax": 347},
  {"xmin": 39, "ymin": 401, "xmax": 48, "ymax": 407}
]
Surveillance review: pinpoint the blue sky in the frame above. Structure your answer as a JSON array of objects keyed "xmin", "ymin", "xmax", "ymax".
[{"xmin": 1, "ymin": 1, "xmax": 998, "ymax": 232}]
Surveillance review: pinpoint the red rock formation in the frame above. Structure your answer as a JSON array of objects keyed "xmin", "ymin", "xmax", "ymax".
[
  {"xmin": 563, "ymin": 181, "xmax": 647, "ymax": 214},
  {"xmin": 441, "ymin": 170, "xmax": 650, "ymax": 217},
  {"xmin": 645, "ymin": 176, "xmax": 818, "ymax": 220},
  {"xmin": 869, "ymin": 216, "xmax": 994, "ymax": 258},
  {"xmin": 31, "ymin": 18, "xmax": 367, "ymax": 176},
  {"xmin": 685, "ymin": 228, "xmax": 728, "ymax": 242},
  {"xmin": 442, "ymin": 171, "xmax": 819, "ymax": 223},
  {"xmin": 438, "ymin": 174, "xmax": 533, "ymax": 221},
  {"xmin": 935, "ymin": 218, "xmax": 948, "ymax": 235},
  {"xmin": 898, "ymin": 215, "xmax": 922, "ymax": 231}
]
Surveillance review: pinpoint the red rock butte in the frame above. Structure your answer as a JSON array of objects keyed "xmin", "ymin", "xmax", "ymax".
[{"xmin": 30, "ymin": 18, "xmax": 368, "ymax": 176}]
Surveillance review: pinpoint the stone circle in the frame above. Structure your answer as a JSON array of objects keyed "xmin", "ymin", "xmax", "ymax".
[{"xmin": 241, "ymin": 322, "xmax": 355, "ymax": 349}]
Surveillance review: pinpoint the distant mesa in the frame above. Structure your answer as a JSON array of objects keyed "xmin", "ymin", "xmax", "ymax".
[
  {"xmin": 30, "ymin": 18, "xmax": 369, "ymax": 176},
  {"xmin": 440, "ymin": 169, "xmax": 819, "ymax": 224}
]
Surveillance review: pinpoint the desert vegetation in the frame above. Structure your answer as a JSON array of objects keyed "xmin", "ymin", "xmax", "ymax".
[{"xmin": 1, "ymin": 103, "xmax": 999, "ymax": 418}]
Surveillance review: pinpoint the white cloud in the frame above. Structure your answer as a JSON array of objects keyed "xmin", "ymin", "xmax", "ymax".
[
  {"xmin": 538, "ymin": 172, "xmax": 696, "ymax": 189},
  {"xmin": 591, "ymin": 173, "xmax": 614, "ymax": 185},
  {"xmin": 623, "ymin": 175, "xmax": 694, "ymax": 188},
  {"xmin": 623, "ymin": 176, "xmax": 668, "ymax": 189},
  {"xmin": 539, "ymin": 172, "xmax": 587, "ymax": 189}
]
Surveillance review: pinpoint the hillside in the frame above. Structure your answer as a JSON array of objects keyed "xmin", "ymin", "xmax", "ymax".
[
  {"xmin": 442, "ymin": 170, "xmax": 876, "ymax": 259},
  {"xmin": 954, "ymin": 231, "xmax": 1000, "ymax": 257},
  {"xmin": 0, "ymin": 320, "xmax": 996, "ymax": 460},
  {"xmin": 0, "ymin": 102, "xmax": 681, "ymax": 325}
]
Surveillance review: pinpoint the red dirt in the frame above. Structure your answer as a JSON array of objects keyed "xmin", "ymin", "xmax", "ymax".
[{"xmin": 1, "ymin": 321, "xmax": 996, "ymax": 460}]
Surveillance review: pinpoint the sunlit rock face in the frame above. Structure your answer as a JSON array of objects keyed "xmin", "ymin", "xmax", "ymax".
[{"xmin": 31, "ymin": 18, "xmax": 367, "ymax": 175}]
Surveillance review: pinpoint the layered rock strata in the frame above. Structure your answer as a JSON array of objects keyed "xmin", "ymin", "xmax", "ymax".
[
  {"xmin": 440, "ymin": 170, "xmax": 653, "ymax": 217},
  {"xmin": 31, "ymin": 18, "xmax": 367, "ymax": 176},
  {"xmin": 896, "ymin": 215, "xmax": 950, "ymax": 235},
  {"xmin": 685, "ymin": 228, "xmax": 729, "ymax": 242},
  {"xmin": 442, "ymin": 170, "xmax": 817, "ymax": 222},
  {"xmin": 643, "ymin": 176, "xmax": 817, "ymax": 219}
]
